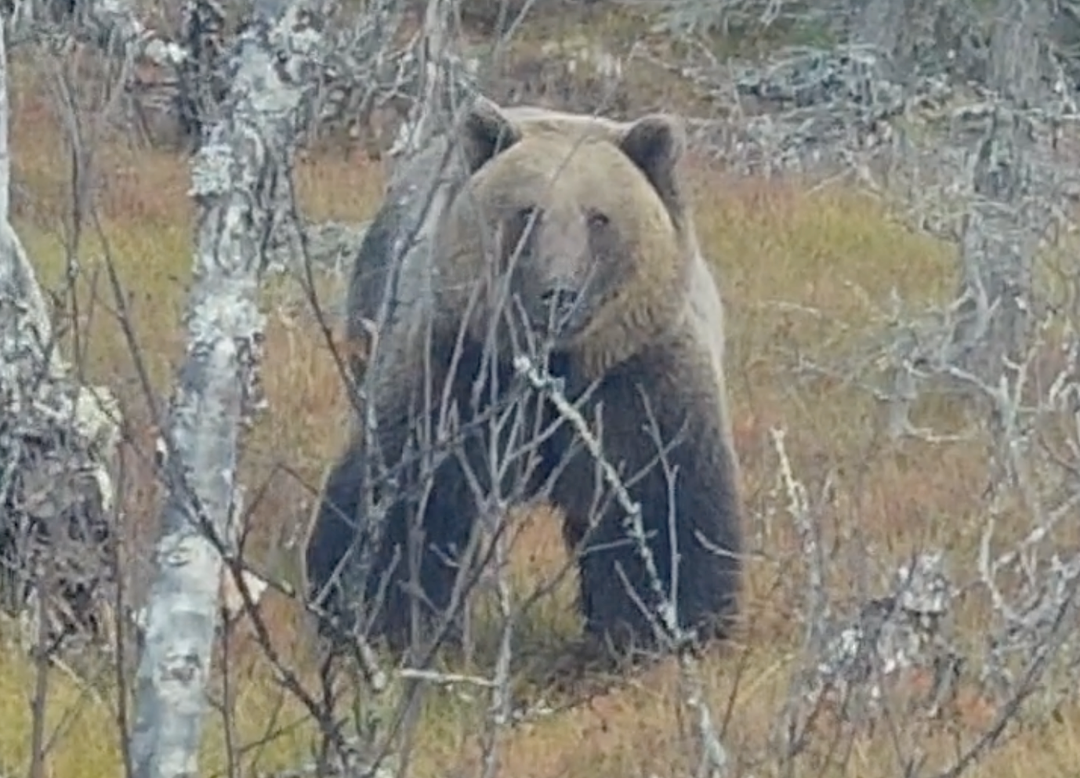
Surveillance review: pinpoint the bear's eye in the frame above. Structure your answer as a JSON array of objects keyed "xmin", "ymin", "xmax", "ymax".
[{"xmin": 587, "ymin": 211, "xmax": 611, "ymax": 230}]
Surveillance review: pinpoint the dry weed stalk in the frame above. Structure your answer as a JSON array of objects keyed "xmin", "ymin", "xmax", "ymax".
[{"xmin": 9, "ymin": 0, "xmax": 1080, "ymax": 777}]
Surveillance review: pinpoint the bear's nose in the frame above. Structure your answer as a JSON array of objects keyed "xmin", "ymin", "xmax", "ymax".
[{"xmin": 540, "ymin": 287, "xmax": 579, "ymax": 322}]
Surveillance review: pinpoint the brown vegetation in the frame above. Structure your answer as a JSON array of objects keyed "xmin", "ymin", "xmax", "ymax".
[{"xmin": 2, "ymin": 36, "xmax": 1078, "ymax": 777}]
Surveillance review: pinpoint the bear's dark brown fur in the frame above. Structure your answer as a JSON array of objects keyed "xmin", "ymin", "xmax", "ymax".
[{"xmin": 306, "ymin": 98, "xmax": 743, "ymax": 660}]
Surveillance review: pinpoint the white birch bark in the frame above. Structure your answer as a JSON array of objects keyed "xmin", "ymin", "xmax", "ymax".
[{"xmin": 126, "ymin": 2, "xmax": 324, "ymax": 777}]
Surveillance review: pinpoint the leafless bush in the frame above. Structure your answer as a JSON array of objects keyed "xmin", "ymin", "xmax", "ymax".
[
  {"xmin": 8, "ymin": 0, "xmax": 1080, "ymax": 776},
  {"xmin": 726, "ymin": 2, "xmax": 1080, "ymax": 775}
]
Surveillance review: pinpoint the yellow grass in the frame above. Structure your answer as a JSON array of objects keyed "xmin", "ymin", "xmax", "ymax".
[{"xmin": 2, "ymin": 45, "xmax": 1079, "ymax": 778}]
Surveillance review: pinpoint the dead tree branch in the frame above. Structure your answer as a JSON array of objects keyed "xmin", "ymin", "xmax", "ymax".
[
  {"xmin": 0, "ymin": 4, "xmax": 122, "ymax": 652},
  {"xmin": 7, "ymin": 0, "xmax": 188, "ymax": 65}
]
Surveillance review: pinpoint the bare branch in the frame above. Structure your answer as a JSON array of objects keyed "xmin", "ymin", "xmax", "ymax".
[{"xmin": 0, "ymin": 0, "xmax": 122, "ymax": 657}]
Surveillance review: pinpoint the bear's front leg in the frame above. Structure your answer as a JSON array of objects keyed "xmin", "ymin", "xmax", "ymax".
[
  {"xmin": 304, "ymin": 440, "xmax": 379, "ymax": 642},
  {"xmin": 362, "ymin": 452, "xmax": 485, "ymax": 654},
  {"xmin": 551, "ymin": 364, "xmax": 743, "ymax": 661},
  {"xmin": 305, "ymin": 437, "xmax": 482, "ymax": 655}
]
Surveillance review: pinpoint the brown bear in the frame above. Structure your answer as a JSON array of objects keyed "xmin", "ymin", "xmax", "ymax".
[{"xmin": 305, "ymin": 97, "xmax": 743, "ymax": 660}]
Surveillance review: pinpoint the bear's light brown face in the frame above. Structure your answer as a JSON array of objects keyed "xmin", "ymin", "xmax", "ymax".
[{"xmin": 435, "ymin": 100, "xmax": 692, "ymax": 367}]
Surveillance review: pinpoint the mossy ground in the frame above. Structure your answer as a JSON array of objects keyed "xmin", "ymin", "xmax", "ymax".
[{"xmin": 2, "ymin": 23, "xmax": 1079, "ymax": 777}]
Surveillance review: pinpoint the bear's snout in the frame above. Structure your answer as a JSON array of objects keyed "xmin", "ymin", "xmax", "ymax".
[
  {"xmin": 537, "ymin": 285, "xmax": 581, "ymax": 333},
  {"xmin": 540, "ymin": 286, "xmax": 579, "ymax": 315}
]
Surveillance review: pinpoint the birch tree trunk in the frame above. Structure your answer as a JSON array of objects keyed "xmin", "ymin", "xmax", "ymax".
[{"xmin": 127, "ymin": 2, "xmax": 324, "ymax": 777}]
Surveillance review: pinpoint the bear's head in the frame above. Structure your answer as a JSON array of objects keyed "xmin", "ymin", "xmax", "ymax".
[{"xmin": 433, "ymin": 99, "xmax": 695, "ymax": 376}]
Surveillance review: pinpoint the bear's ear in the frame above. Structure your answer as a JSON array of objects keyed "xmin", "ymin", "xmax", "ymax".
[
  {"xmin": 618, "ymin": 114, "xmax": 687, "ymax": 215},
  {"xmin": 458, "ymin": 97, "xmax": 522, "ymax": 174}
]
